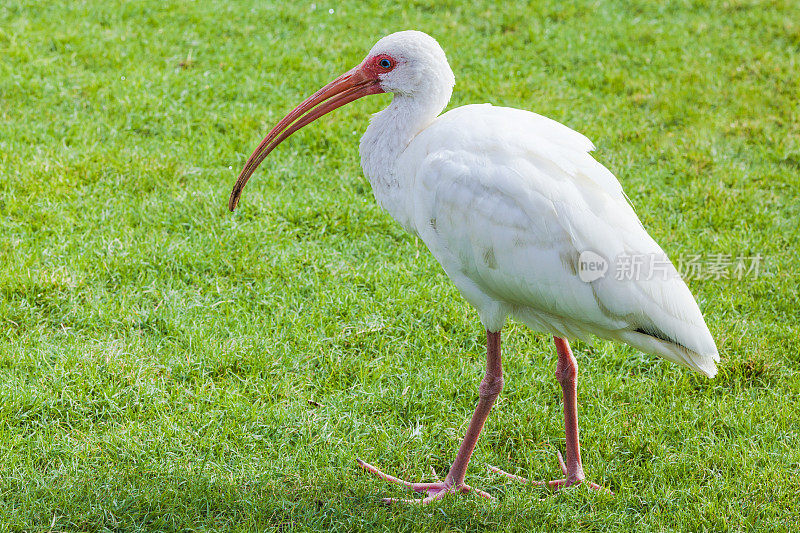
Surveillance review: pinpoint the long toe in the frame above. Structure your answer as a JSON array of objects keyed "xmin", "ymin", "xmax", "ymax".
[
  {"xmin": 357, "ymin": 459, "xmax": 494, "ymax": 505},
  {"xmin": 488, "ymin": 453, "xmax": 612, "ymax": 494}
]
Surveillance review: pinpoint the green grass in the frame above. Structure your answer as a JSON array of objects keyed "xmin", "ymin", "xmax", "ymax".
[{"xmin": 1, "ymin": 0, "xmax": 799, "ymax": 530}]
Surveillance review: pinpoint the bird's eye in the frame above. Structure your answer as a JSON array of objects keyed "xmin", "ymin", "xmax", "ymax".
[{"xmin": 379, "ymin": 58, "xmax": 393, "ymax": 69}]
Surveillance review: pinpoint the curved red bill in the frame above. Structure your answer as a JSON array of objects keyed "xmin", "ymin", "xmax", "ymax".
[{"xmin": 228, "ymin": 65, "xmax": 384, "ymax": 211}]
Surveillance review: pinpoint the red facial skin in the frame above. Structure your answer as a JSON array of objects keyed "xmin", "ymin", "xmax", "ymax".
[
  {"xmin": 228, "ymin": 54, "xmax": 397, "ymax": 211},
  {"xmin": 363, "ymin": 53, "xmax": 397, "ymax": 77}
]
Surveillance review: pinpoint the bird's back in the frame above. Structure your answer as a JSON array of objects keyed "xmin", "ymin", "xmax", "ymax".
[{"xmin": 399, "ymin": 104, "xmax": 719, "ymax": 377}]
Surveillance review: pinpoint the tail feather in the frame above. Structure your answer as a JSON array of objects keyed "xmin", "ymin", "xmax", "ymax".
[{"xmin": 614, "ymin": 329, "xmax": 719, "ymax": 378}]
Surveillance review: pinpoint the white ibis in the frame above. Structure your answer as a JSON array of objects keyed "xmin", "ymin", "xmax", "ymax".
[{"xmin": 229, "ymin": 31, "xmax": 719, "ymax": 504}]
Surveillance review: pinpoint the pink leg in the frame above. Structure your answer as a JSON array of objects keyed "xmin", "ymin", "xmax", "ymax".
[
  {"xmin": 554, "ymin": 336, "xmax": 586, "ymax": 486},
  {"xmin": 489, "ymin": 336, "xmax": 611, "ymax": 493},
  {"xmin": 357, "ymin": 330, "xmax": 504, "ymax": 504}
]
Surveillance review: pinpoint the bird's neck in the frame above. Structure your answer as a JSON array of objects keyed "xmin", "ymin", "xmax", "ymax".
[{"xmin": 359, "ymin": 90, "xmax": 449, "ymax": 229}]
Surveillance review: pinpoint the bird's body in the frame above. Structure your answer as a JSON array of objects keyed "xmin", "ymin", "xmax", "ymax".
[
  {"xmin": 229, "ymin": 30, "xmax": 719, "ymax": 503},
  {"xmin": 362, "ymin": 101, "xmax": 718, "ymax": 377}
]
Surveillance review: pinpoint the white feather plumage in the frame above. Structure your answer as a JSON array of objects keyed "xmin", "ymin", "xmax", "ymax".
[{"xmin": 359, "ymin": 32, "xmax": 719, "ymax": 377}]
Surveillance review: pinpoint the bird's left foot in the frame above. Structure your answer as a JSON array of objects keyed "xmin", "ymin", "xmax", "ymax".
[
  {"xmin": 357, "ymin": 459, "xmax": 494, "ymax": 504},
  {"xmin": 488, "ymin": 451, "xmax": 613, "ymax": 494}
]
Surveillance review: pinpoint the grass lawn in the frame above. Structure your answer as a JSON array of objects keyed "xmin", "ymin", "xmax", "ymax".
[{"xmin": 1, "ymin": 0, "xmax": 799, "ymax": 530}]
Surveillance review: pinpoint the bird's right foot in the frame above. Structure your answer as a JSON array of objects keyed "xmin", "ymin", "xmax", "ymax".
[
  {"xmin": 488, "ymin": 451, "xmax": 612, "ymax": 493},
  {"xmin": 357, "ymin": 459, "xmax": 494, "ymax": 505}
]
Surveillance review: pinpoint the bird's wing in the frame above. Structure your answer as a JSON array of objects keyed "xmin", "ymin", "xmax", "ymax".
[{"xmin": 401, "ymin": 104, "xmax": 719, "ymax": 376}]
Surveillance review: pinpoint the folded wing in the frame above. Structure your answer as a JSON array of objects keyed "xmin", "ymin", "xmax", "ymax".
[{"xmin": 402, "ymin": 104, "xmax": 719, "ymax": 376}]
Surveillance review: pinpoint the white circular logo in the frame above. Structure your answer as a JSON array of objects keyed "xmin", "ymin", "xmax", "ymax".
[{"xmin": 578, "ymin": 250, "xmax": 608, "ymax": 283}]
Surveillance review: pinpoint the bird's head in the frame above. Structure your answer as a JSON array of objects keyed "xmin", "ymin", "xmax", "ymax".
[
  {"xmin": 363, "ymin": 30, "xmax": 454, "ymax": 97},
  {"xmin": 228, "ymin": 30, "xmax": 454, "ymax": 211}
]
